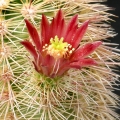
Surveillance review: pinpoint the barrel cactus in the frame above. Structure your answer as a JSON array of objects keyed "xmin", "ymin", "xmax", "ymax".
[{"xmin": 0, "ymin": 0, "xmax": 119, "ymax": 119}]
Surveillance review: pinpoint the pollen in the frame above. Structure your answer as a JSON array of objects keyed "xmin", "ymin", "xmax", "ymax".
[{"xmin": 42, "ymin": 35, "xmax": 75, "ymax": 59}]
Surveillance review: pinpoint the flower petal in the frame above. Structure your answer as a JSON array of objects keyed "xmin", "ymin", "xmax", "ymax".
[
  {"xmin": 21, "ymin": 40, "xmax": 38, "ymax": 59},
  {"xmin": 64, "ymin": 24, "xmax": 78, "ymax": 45},
  {"xmin": 71, "ymin": 20, "xmax": 89, "ymax": 48},
  {"xmin": 57, "ymin": 59, "xmax": 70, "ymax": 76},
  {"xmin": 33, "ymin": 61, "xmax": 41, "ymax": 73},
  {"xmin": 56, "ymin": 19, "xmax": 66, "ymax": 38},
  {"xmin": 25, "ymin": 19, "xmax": 42, "ymax": 51},
  {"xmin": 50, "ymin": 10, "xmax": 65, "ymax": 38},
  {"xmin": 71, "ymin": 41, "xmax": 102, "ymax": 61},
  {"xmin": 64, "ymin": 14, "xmax": 78, "ymax": 43},
  {"xmin": 55, "ymin": 9, "xmax": 66, "ymax": 37},
  {"xmin": 55, "ymin": 9, "xmax": 64, "ymax": 26},
  {"xmin": 41, "ymin": 14, "xmax": 50, "ymax": 45},
  {"xmin": 41, "ymin": 55, "xmax": 53, "ymax": 70},
  {"xmin": 70, "ymin": 58, "xmax": 97, "ymax": 68}
]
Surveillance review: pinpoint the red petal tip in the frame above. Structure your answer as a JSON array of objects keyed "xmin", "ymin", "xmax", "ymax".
[
  {"xmin": 20, "ymin": 40, "xmax": 28, "ymax": 45},
  {"xmin": 94, "ymin": 41, "xmax": 102, "ymax": 46},
  {"xmin": 24, "ymin": 19, "xmax": 30, "ymax": 25}
]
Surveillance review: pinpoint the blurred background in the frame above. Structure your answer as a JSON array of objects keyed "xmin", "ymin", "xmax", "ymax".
[
  {"xmin": 105, "ymin": 0, "xmax": 120, "ymax": 114},
  {"xmin": 105, "ymin": 0, "xmax": 120, "ymax": 46}
]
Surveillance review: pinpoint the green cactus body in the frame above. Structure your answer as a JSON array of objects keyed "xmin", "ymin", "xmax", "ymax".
[{"xmin": 0, "ymin": 0, "xmax": 120, "ymax": 120}]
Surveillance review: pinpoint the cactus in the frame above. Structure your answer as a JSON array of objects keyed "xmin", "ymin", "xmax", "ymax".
[{"xmin": 0, "ymin": 0, "xmax": 120, "ymax": 120}]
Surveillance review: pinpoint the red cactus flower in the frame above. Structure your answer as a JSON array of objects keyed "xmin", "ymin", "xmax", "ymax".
[{"xmin": 21, "ymin": 10, "xmax": 102, "ymax": 78}]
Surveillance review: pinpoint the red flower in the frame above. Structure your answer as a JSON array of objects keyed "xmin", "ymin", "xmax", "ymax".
[{"xmin": 21, "ymin": 10, "xmax": 102, "ymax": 78}]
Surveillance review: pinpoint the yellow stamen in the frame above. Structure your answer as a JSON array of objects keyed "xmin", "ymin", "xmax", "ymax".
[{"xmin": 42, "ymin": 35, "xmax": 75, "ymax": 59}]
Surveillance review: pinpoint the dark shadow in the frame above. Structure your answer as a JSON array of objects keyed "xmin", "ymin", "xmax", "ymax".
[{"xmin": 104, "ymin": 0, "xmax": 120, "ymax": 115}]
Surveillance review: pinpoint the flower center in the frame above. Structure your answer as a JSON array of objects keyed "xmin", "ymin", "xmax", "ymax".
[{"xmin": 42, "ymin": 35, "xmax": 75, "ymax": 59}]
